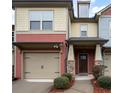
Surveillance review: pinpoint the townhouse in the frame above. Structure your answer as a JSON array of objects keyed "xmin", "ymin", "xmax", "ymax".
[
  {"xmin": 97, "ymin": 5, "xmax": 111, "ymax": 76},
  {"xmin": 12, "ymin": 0, "xmax": 110, "ymax": 80}
]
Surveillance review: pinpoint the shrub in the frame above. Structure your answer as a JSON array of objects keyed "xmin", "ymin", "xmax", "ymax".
[
  {"xmin": 62, "ymin": 73, "xmax": 73, "ymax": 81},
  {"xmin": 92, "ymin": 65, "xmax": 107, "ymax": 79},
  {"xmin": 98, "ymin": 76, "xmax": 111, "ymax": 89},
  {"xmin": 54, "ymin": 76, "xmax": 69, "ymax": 89}
]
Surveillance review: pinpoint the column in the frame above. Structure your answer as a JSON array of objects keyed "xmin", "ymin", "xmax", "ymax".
[
  {"xmin": 67, "ymin": 44, "xmax": 75, "ymax": 75},
  {"xmin": 95, "ymin": 44, "xmax": 103, "ymax": 65}
]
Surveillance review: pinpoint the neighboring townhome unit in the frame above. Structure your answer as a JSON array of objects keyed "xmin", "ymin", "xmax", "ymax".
[
  {"xmin": 67, "ymin": 0, "xmax": 108, "ymax": 76},
  {"xmin": 12, "ymin": 0, "xmax": 109, "ymax": 80},
  {"xmin": 97, "ymin": 5, "xmax": 111, "ymax": 76}
]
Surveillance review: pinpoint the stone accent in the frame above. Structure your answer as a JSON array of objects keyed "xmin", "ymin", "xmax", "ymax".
[
  {"xmin": 95, "ymin": 60, "xmax": 103, "ymax": 65},
  {"xmin": 67, "ymin": 44, "xmax": 75, "ymax": 75},
  {"xmin": 67, "ymin": 61, "xmax": 75, "ymax": 75}
]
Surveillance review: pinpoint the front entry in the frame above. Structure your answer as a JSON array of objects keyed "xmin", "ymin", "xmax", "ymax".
[{"xmin": 79, "ymin": 53, "xmax": 88, "ymax": 73}]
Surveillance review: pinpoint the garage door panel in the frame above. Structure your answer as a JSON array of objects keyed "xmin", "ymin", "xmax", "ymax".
[{"xmin": 24, "ymin": 52, "xmax": 60, "ymax": 79}]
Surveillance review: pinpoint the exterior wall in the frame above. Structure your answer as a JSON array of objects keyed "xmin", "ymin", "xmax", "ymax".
[
  {"xmin": 15, "ymin": 34, "xmax": 66, "ymax": 79},
  {"xmin": 16, "ymin": 34, "xmax": 66, "ymax": 42},
  {"xmin": 16, "ymin": 48, "xmax": 21, "ymax": 78},
  {"xmin": 71, "ymin": 23, "xmax": 97, "ymax": 37},
  {"xmin": 103, "ymin": 52, "xmax": 111, "ymax": 76},
  {"xmin": 16, "ymin": 47, "xmax": 66, "ymax": 79},
  {"xmin": 101, "ymin": 8, "xmax": 111, "ymax": 15},
  {"xmin": 15, "ymin": 7, "xmax": 68, "ymax": 79},
  {"xmin": 99, "ymin": 16, "xmax": 111, "ymax": 47},
  {"xmin": 74, "ymin": 48, "xmax": 95, "ymax": 74},
  {"xmin": 15, "ymin": 8, "xmax": 68, "ymax": 32}
]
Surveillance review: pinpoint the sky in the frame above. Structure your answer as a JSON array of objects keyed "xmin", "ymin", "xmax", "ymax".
[
  {"xmin": 73, "ymin": 0, "xmax": 111, "ymax": 17},
  {"xmin": 12, "ymin": 0, "xmax": 111, "ymax": 24}
]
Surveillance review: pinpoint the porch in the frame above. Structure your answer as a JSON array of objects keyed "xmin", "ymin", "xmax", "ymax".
[{"xmin": 67, "ymin": 37, "xmax": 108, "ymax": 76}]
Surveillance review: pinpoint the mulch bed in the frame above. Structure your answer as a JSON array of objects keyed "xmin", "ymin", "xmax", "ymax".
[
  {"xmin": 91, "ymin": 79, "xmax": 111, "ymax": 93},
  {"xmin": 49, "ymin": 80, "xmax": 75, "ymax": 93}
]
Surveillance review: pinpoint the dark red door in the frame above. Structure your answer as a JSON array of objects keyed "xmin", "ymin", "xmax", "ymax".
[{"xmin": 79, "ymin": 53, "xmax": 88, "ymax": 73}]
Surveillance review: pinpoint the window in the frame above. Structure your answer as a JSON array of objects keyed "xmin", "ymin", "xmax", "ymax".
[
  {"xmin": 80, "ymin": 25, "xmax": 88, "ymax": 37},
  {"xmin": 12, "ymin": 31, "xmax": 14, "ymax": 49},
  {"xmin": 109, "ymin": 20, "xmax": 111, "ymax": 38},
  {"xmin": 42, "ymin": 21, "xmax": 52, "ymax": 30},
  {"xmin": 30, "ymin": 21, "xmax": 40, "ymax": 30},
  {"xmin": 79, "ymin": 4, "xmax": 89, "ymax": 18},
  {"xmin": 29, "ymin": 11, "xmax": 53, "ymax": 30},
  {"xmin": 12, "ymin": 31, "xmax": 14, "ymax": 42}
]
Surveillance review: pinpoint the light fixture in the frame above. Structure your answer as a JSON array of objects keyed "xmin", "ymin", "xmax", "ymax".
[{"xmin": 53, "ymin": 44, "xmax": 59, "ymax": 48}]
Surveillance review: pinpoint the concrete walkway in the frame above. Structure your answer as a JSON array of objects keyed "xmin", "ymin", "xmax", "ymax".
[
  {"xmin": 64, "ymin": 80, "xmax": 93, "ymax": 93},
  {"xmin": 13, "ymin": 80, "xmax": 93, "ymax": 93}
]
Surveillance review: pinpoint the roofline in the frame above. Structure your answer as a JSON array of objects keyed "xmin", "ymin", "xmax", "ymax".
[
  {"xmin": 71, "ymin": 17, "xmax": 97, "ymax": 23},
  {"xmin": 12, "ymin": 0, "xmax": 73, "ymax": 9},
  {"xmin": 96, "ymin": 4, "xmax": 111, "ymax": 16}
]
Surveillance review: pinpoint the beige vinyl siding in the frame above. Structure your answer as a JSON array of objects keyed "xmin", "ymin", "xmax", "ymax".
[
  {"xmin": 15, "ymin": 8, "xmax": 68, "ymax": 32},
  {"xmin": 71, "ymin": 23, "xmax": 97, "ymax": 37},
  {"xmin": 16, "ymin": 8, "xmax": 29, "ymax": 31}
]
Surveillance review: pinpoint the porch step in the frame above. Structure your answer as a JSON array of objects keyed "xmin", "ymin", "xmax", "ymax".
[{"xmin": 75, "ymin": 74, "xmax": 94, "ymax": 80}]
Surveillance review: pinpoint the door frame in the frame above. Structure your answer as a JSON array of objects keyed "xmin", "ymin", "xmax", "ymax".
[
  {"xmin": 22, "ymin": 50, "xmax": 61, "ymax": 79},
  {"xmin": 78, "ymin": 53, "xmax": 89, "ymax": 74}
]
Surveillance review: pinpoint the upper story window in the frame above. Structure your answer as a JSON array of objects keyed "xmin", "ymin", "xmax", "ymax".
[
  {"xmin": 78, "ymin": 3, "xmax": 89, "ymax": 18},
  {"xmin": 80, "ymin": 24, "xmax": 88, "ymax": 37},
  {"xmin": 109, "ymin": 20, "xmax": 111, "ymax": 38},
  {"xmin": 29, "ymin": 11, "xmax": 53, "ymax": 31}
]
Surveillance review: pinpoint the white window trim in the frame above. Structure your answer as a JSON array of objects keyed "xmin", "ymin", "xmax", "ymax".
[{"xmin": 80, "ymin": 24, "xmax": 88, "ymax": 37}]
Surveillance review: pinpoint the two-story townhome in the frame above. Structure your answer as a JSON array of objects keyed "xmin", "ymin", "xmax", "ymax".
[
  {"xmin": 96, "ymin": 5, "xmax": 111, "ymax": 76},
  {"xmin": 13, "ymin": 0, "xmax": 108, "ymax": 80}
]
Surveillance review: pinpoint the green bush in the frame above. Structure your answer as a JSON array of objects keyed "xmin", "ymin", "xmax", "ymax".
[
  {"xmin": 92, "ymin": 65, "xmax": 107, "ymax": 79},
  {"xmin": 62, "ymin": 73, "xmax": 73, "ymax": 81},
  {"xmin": 54, "ymin": 76, "xmax": 69, "ymax": 89},
  {"xmin": 98, "ymin": 76, "xmax": 111, "ymax": 89}
]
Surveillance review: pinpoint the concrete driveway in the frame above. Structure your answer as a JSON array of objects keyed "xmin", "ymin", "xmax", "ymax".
[
  {"xmin": 13, "ymin": 80, "xmax": 93, "ymax": 93},
  {"xmin": 12, "ymin": 80, "xmax": 52, "ymax": 93}
]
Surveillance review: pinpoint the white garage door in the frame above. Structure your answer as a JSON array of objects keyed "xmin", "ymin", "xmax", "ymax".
[
  {"xmin": 103, "ymin": 53, "xmax": 111, "ymax": 76},
  {"xmin": 24, "ymin": 52, "xmax": 60, "ymax": 79}
]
